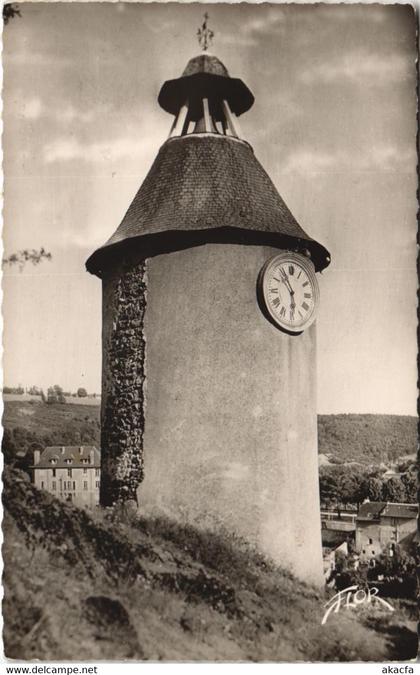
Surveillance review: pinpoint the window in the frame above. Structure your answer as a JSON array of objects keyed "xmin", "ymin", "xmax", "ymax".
[
  {"xmin": 84, "ymin": 481, "xmax": 88, "ymax": 491},
  {"xmin": 73, "ymin": 481, "xmax": 76, "ymax": 490},
  {"xmin": 362, "ymin": 549, "xmax": 365, "ymax": 554},
  {"xmin": 83, "ymin": 468, "xmax": 87, "ymax": 474},
  {"xmin": 368, "ymin": 538, "xmax": 373, "ymax": 545},
  {"xmin": 372, "ymin": 551, "xmax": 375, "ymax": 555},
  {"xmin": 67, "ymin": 468, "xmax": 72, "ymax": 477},
  {"xmin": 95, "ymin": 469, "xmax": 100, "ymax": 477},
  {"xmin": 41, "ymin": 481, "xmax": 44, "ymax": 489},
  {"xmin": 52, "ymin": 469, "xmax": 56, "ymax": 477},
  {"xmin": 96, "ymin": 481, "xmax": 100, "ymax": 489},
  {"xmin": 52, "ymin": 482, "xmax": 56, "ymax": 491}
]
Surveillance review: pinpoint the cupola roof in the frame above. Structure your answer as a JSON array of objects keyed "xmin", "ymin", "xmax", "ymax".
[
  {"xmin": 158, "ymin": 53, "xmax": 254, "ymax": 119},
  {"xmin": 182, "ymin": 53, "xmax": 229, "ymax": 77}
]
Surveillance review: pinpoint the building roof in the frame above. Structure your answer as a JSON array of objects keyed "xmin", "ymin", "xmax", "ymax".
[
  {"xmin": 357, "ymin": 501, "xmax": 418, "ymax": 522},
  {"xmin": 33, "ymin": 446, "xmax": 100, "ymax": 469},
  {"xmin": 86, "ymin": 134, "xmax": 331, "ymax": 277},
  {"xmin": 357, "ymin": 502, "xmax": 386, "ymax": 521},
  {"xmin": 381, "ymin": 503, "xmax": 418, "ymax": 519}
]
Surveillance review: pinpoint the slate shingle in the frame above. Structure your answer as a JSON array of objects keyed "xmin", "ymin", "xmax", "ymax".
[{"xmin": 86, "ymin": 134, "xmax": 330, "ymax": 277}]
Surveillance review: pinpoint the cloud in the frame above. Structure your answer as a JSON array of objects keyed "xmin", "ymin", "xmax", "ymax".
[
  {"xmin": 280, "ymin": 144, "xmax": 416, "ymax": 175},
  {"xmin": 281, "ymin": 150, "xmax": 337, "ymax": 175},
  {"xmin": 218, "ymin": 7, "xmax": 286, "ymax": 47},
  {"xmin": 19, "ymin": 97, "xmax": 43, "ymax": 120},
  {"xmin": 357, "ymin": 145, "xmax": 416, "ymax": 172},
  {"xmin": 60, "ymin": 106, "xmax": 96, "ymax": 124},
  {"xmin": 300, "ymin": 50, "xmax": 411, "ymax": 85},
  {"xmin": 43, "ymin": 131, "xmax": 165, "ymax": 165},
  {"xmin": 5, "ymin": 52, "xmax": 72, "ymax": 68}
]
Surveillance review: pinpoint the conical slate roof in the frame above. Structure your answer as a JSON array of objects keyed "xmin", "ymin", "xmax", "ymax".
[{"xmin": 86, "ymin": 134, "xmax": 330, "ymax": 277}]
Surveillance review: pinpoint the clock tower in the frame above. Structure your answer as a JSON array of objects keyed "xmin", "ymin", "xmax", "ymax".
[{"xmin": 87, "ymin": 43, "xmax": 330, "ymax": 585}]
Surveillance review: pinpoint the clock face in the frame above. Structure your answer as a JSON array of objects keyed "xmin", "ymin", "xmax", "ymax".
[{"xmin": 258, "ymin": 252, "xmax": 320, "ymax": 333}]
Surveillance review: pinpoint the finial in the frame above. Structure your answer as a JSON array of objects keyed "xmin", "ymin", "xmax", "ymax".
[{"xmin": 197, "ymin": 12, "xmax": 214, "ymax": 52}]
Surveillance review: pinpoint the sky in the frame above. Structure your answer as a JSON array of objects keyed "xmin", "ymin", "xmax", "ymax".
[{"xmin": 2, "ymin": 2, "xmax": 417, "ymax": 415}]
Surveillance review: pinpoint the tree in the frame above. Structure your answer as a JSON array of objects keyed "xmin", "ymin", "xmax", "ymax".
[
  {"xmin": 319, "ymin": 467, "xmax": 339, "ymax": 506},
  {"xmin": 46, "ymin": 385, "xmax": 66, "ymax": 404},
  {"xmin": 360, "ymin": 476, "xmax": 383, "ymax": 503},
  {"xmin": 337, "ymin": 472, "xmax": 360, "ymax": 507},
  {"xmin": 2, "ymin": 428, "xmax": 16, "ymax": 464},
  {"xmin": 3, "ymin": 247, "xmax": 52, "ymax": 271},
  {"xmin": 55, "ymin": 385, "xmax": 66, "ymax": 404},
  {"xmin": 47, "ymin": 387, "xmax": 58, "ymax": 404},
  {"xmin": 77, "ymin": 387, "xmax": 88, "ymax": 398},
  {"xmin": 3, "ymin": 3, "xmax": 21, "ymax": 25},
  {"xmin": 401, "ymin": 472, "xmax": 416, "ymax": 503},
  {"xmin": 382, "ymin": 476, "xmax": 407, "ymax": 503}
]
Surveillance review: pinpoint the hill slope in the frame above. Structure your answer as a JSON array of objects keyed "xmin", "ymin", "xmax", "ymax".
[
  {"xmin": 318, "ymin": 414, "xmax": 417, "ymax": 464},
  {"xmin": 2, "ymin": 401, "xmax": 417, "ymax": 466},
  {"xmin": 2, "ymin": 469, "xmax": 416, "ymax": 661}
]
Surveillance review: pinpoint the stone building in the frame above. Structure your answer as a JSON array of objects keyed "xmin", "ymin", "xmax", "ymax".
[
  {"xmin": 32, "ymin": 446, "xmax": 100, "ymax": 508},
  {"xmin": 356, "ymin": 501, "xmax": 418, "ymax": 560},
  {"xmin": 86, "ymin": 50, "xmax": 330, "ymax": 585}
]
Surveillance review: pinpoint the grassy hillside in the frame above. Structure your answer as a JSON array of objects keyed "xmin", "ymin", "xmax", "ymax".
[
  {"xmin": 2, "ymin": 400, "xmax": 100, "ymax": 450},
  {"xmin": 3, "ymin": 468, "xmax": 416, "ymax": 661},
  {"xmin": 318, "ymin": 414, "xmax": 417, "ymax": 464},
  {"xmin": 2, "ymin": 401, "xmax": 416, "ymax": 466}
]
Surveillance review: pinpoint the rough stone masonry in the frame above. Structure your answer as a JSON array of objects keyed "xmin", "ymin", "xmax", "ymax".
[{"xmin": 100, "ymin": 260, "xmax": 147, "ymax": 506}]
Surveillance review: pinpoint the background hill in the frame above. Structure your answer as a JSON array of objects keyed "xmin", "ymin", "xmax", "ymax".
[
  {"xmin": 3, "ymin": 468, "xmax": 416, "ymax": 661},
  {"xmin": 318, "ymin": 414, "xmax": 417, "ymax": 464},
  {"xmin": 2, "ymin": 401, "xmax": 416, "ymax": 466}
]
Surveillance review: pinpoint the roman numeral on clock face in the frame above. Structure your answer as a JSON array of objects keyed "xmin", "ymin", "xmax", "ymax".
[
  {"xmin": 272, "ymin": 297, "xmax": 280, "ymax": 308},
  {"xmin": 302, "ymin": 302, "xmax": 309, "ymax": 311},
  {"xmin": 280, "ymin": 306, "xmax": 286, "ymax": 317}
]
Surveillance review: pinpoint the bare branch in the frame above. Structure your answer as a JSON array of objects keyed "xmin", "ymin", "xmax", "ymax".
[{"xmin": 3, "ymin": 248, "xmax": 52, "ymax": 271}]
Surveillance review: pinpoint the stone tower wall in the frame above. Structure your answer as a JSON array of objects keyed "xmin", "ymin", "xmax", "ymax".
[{"xmin": 139, "ymin": 243, "xmax": 324, "ymax": 586}]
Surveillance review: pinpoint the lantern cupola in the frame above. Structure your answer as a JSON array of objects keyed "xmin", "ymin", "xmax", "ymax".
[{"xmin": 159, "ymin": 52, "xmax": 254, "ymax": 139}]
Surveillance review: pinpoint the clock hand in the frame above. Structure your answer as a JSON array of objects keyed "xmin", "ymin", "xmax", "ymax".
[
  {"xmin": 280, "ymin": 270, "xmax": 294, "ymax": 296},
  {"xmin": 290, "ymin": 304, "xmax": 295, "ymax": 322}
]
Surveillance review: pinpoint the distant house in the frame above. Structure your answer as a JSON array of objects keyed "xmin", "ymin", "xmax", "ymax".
[
  {"xmin": 323, "ymin": 541, "xmax": 348, "ymax": 579},
  {"xmin": 32, "ymin": 446, "xmax": 100, "ymax": 508},
  {"xmin": 355, "ymin": 501, "xmax": 418, "ymax": 560}
]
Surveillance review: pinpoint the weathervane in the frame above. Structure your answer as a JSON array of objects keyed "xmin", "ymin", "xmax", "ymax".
[{"xmin": 197, "ymin": 13, "xmax": 214, "ymax": 52}]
